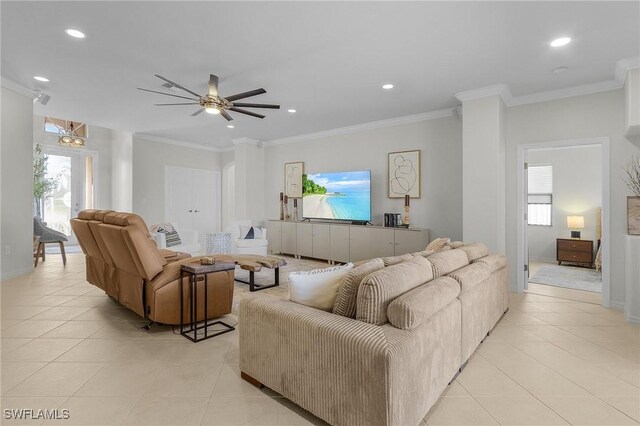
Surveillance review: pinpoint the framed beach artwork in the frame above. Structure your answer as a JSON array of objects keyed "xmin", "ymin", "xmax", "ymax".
[
  {"xmin": 388, "ymin": 150, "xmax": 421, "ymax": 198},
  {"xmin": 285, "ymin": 162, "xmax": 304, "ymax": 198}
]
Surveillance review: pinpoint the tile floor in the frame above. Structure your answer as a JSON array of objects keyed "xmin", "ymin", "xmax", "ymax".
[{"xmin": 1, "ymin": 253, "xmax": 639, "ymax": 425}]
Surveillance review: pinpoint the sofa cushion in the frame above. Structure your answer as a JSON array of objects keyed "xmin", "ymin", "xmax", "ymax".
[
  {"xmin": 459, "ymin": 242, "xmax": 489, "ymax": 262},
  {"xmin": 356, "ymin": 256, "xmax": 433, "ymax": 325},
  {"xmin": 447, "ymin": 262, "xmax": 492, "ymax": 293},
  {"xmin": 425, "ymin": 237, "xmax": 449, "ymax": 252},
  {"xmin": 77, "ymin": 209, "xmax": 98, "ymax": 220},
  {"xmin": 447, "ymin": 241, "xmax": 465, "ymax": 249},
  {"xmin": 387, "ymin": 277, "xmax": 460, "ymax": 330},
  {"xmin": 474, "ymin": 254, "xmax": 508, "ymax": 272},
  {"xmin": 289, "ymin": 263, "xmax": 354, "ymax": 311},
  {"xmin": 381, "ymin": 253, "xmax": 412, "ymax": 267},
  {"xmin": 427, "ymin": 249, "xmax": 469, "ymax": 277},
  {"xmin": 235, "ymin": 238, "xmax": 268, "ymax": 248},
  {"xmin": 333, "ymin": 258, "xmax": 385, "ymax": 318}
]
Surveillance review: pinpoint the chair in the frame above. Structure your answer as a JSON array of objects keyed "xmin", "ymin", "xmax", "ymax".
[
  {"xmin": 33, "ymin": 216, "xmax": 68, "ymax": 266},
  {"xmin": 225, "ymin": 220, "xmax": 268, "ymax": 256}
]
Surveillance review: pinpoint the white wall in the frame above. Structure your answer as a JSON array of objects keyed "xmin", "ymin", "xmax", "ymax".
[
  {"xmin": 527, "ymin": 145, "xmax": 602, "ymax": 263},
  {"xmin": 132, "ymin": 137, "xmax": 221, "ymax": 226},
  {"xmin": 506, "ymin": 89, "xmax": 638, "ymax": 306},
  {"xmin": 1, "ymin": 87, "xmax": 35, "ymax": 279},
  {"xmin": 263, "ymin": 116, "xmax": 463, "ymax": 240}
]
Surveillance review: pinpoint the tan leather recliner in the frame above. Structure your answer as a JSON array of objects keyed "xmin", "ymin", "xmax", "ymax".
[
  {"xmin": 73, "ymin": 210, "xmax": 234, "ymax": 325},
  {"xmin": 70, "ymin": 209, "xmax": 110, "ymax": 291}
]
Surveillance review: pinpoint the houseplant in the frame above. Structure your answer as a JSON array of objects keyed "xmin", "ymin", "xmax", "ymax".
[
  {"xmin": 625, "ymin": 154, "xmax": 640, "ymax": 235},
  {"xmin": 33, "ymin": 144, "xmax": 59, "ymax": 219}
]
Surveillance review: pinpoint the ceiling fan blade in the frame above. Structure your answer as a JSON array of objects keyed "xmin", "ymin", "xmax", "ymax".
[
  {"xmin": 231, "ymin": 102, "xmax": 280, "ymax": 109},
  {"xmin": 154, "ymin": 102, "xmax": 200, "ymax": 106},
  {"xmin": 220, "ymin": 110, "xmax": 233, "ymax": 121},
  {"xmin": 191, "ymin": 108, "xmax": 205, "ymax": 117},
  {"xmin": 209, "ymin": 74, "xmax": 219, "ymax": 97},
  {"xmin": 224, "ymin": 88, "xmax": 266, "ymax": 102},
  {"xmin": 154, "ymin": 75, "xmax": 202, "ymax": 98},
  {"xmin": 229, "ymin": 107, "xmax": 265, "ymax": 119},
  {"xmin": 138, "ymin": 88, "xmax": 199, "ymax": 101}
]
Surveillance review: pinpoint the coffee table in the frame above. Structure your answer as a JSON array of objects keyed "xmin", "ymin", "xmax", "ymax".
[{"xmin": 231, "ymin": 255, "xmax": 286, "ymax": 292}]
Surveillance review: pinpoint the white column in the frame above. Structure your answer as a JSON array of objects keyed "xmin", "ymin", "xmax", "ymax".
[
  {"xmin": 232, "ymin": 138, "xmax": 265, "ymax": 225},
  {"xmin": 625, "ymin": 235, "xmax": 640, "ymax": 323},
  {"xmin": 623, "ymin": 65, "xmax": 640, "ymax": 145},
  {"xmin": 111, "ymin": 130, "xmax": 133, "ymax": 211},
  {"xmin": 455, "ymin": 86, "xmax": 508, "ymax": 253}
]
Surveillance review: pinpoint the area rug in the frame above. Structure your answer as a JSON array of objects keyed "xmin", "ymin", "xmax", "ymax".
[
  {"xmin": 231, "ymin": 255, "xmax": 330, "ymax": 315},
  {"xmin": 529, "ymin": 264, "xmax": 602, "ymax": 293}
]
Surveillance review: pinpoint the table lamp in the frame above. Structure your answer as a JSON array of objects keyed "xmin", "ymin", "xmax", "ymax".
[{"xmin": 567, "ymin": 216, "xmax": 584, "ymax": 239}]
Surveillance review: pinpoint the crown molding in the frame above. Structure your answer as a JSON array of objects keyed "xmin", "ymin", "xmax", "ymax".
[
  {"xmin": 454, "ymin": 84, "xmax": 513, "ymax": 105},
  {"xmin": 1, "ymin": 77, "xmax": 35, "ymax": 98},
  {"xmin": 264, "ymin": 108, "xmax": 454, "ymax": 147},
  {"xmin": 232, "ymin": 137, "xmax": 260, "ymax": 146},
  {"xmin": 509, "ymin": 79, "xmax": 623, "ymax": 107},
  {"xmin": 133, "ymin": 133, "xmax": 231, "ymax": 152},
  {"xmin": 615, "ymin": 57, "xmax": 640, "ymax": 84}
]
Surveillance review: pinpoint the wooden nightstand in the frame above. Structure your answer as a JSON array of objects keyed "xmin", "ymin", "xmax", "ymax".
[{"xmin": 556, "ymin": 238, "xmax": 594, "ymax": 268}]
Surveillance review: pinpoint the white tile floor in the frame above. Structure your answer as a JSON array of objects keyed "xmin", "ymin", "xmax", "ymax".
[{"xmin": 1, "ymin": 254, "xmax": 639, "ymax": 425}]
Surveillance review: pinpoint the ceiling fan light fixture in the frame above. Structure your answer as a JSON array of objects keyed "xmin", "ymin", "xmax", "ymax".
[{"xmin": 205, "ymin": 106, "xmax": 220, "ymax": 115}]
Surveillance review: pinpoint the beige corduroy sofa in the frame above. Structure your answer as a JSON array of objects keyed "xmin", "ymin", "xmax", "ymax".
[{"xmin": 239, "ymin": 242, "xmax": 508, "ymax": 426}]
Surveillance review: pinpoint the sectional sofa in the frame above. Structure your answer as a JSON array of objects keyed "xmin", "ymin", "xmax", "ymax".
[{"xmin": 239, "ymin": 242, "xmax": 508, "ymax": 426}]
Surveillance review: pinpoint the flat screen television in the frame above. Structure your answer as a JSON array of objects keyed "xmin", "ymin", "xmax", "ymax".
[{"xmin": 302, "ymin": 170, "xmax": 371, "ymax": 222}]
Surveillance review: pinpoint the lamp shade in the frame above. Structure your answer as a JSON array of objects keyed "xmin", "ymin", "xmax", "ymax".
[{"xmin": 567, "ymin": 216, "xmax": 584, "ymax": 229}]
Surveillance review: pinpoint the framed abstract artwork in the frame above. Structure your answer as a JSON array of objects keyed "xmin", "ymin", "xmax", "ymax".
[
  {"xmin": 285, "ymin": 162, "xmax": 304, "ymax": 198},
  {"xmin": 388, "ymin": 150, "xmax": 421, "ymax": 198}
]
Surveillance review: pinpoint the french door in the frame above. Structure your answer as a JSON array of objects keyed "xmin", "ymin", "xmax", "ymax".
[{"xmin": 40, "ymin": 146, "xmax": 96, "ymax": 244}]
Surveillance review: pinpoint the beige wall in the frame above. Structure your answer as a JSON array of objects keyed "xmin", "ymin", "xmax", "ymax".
[
  {"xmin": 263, "ymin": 116, "xmax": 463, "ymax": 240},
  {"xmin": 1, "ymin": 87, "xmax": 34, "ymax": 279},
  {"xmin": 507, "ymin": 89, "xmax": 638, "ymax": 306},
  {"xmin": 131, "ymin": 137, "xmax": 222, "ymax": 226}
]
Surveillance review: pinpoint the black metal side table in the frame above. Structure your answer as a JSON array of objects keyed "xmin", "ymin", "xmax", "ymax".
[{"xmin": 180, "ymin": 261, "xmax": 236, "ymax": 343}]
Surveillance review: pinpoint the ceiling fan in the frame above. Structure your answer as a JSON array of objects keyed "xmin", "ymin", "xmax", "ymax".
[{"xmin": 138, "ymin": 74, "xmax": 280, "ymax": 121}]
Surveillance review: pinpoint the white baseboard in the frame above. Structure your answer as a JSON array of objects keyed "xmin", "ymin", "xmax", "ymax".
[
  {"xmin": 1, "ymin": 265, "xmax": 34, "ymax": 281},
  {"xmin": 610, "ymin": 301, "xmax": 624, "ymax": 310}
]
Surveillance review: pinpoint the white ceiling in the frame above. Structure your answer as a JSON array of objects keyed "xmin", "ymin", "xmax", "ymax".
[{"xmin": 2, "ymin": 1, "xmax": 638, "ymax": 148}]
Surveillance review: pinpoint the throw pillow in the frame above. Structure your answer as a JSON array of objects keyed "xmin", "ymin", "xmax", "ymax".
[
  {"xmin": 289, "ymin": 263, "xmax": 354, "ymax": 311},
  {"xmin": 332, "ymin": 258, "xmax": 385, "ymax": 318},
  {"xmin": 155, "ymin": 224, "xmax": 181, "ymax": 248},
  {"xmin": 425, "ymin": 237, "xmax": 450, "ymax": 253},
  {"xmin": 240, "ymin": 225, "xmax": 264, "ymax": 239}
]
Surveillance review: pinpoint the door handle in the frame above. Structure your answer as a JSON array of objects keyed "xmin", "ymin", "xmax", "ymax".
[
  {"xmin": 188, "ymin": 210, "xmax": 193, "ymax": 212},
  {"xmin": 194, "ymin": 210, "xmax": 200, "ymax": 213}
]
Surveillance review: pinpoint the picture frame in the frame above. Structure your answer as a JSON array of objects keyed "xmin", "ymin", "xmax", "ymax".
[
  {"xmin": 285, "ymin": 162, "xmax": 304, "ymax": 198},
  {"xmin": 628, "ymin": 196, "xmax": 640, "ymax": 235},
  {"xmin": 388, "ymin": 150, "xmax": 421, "ymax": 198}
]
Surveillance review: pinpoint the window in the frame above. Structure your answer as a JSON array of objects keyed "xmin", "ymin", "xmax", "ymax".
[
  {"xmin": 527, "ymin": 165, "xmax": 552, "ymax": 226},
  {"xmin": 44, "ymin": 117, "xmax": 87, "ymax": 137}
]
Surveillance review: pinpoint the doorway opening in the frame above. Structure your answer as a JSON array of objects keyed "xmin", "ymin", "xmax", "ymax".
[
  {"xmin": 517, "ymin": 138, "xmax": 610, "ymax": 306},
  {"xmin": 38, "ymin": 145, "xmax": 98, "ymax": 246}
]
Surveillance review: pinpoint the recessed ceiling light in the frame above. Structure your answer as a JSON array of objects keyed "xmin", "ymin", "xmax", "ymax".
[
  {"xmin": 552, "ymin": 66, "xmax": 568, "ymax": 74},
  {"xmin": 288, "ymin": 109, "xmax": 296, "ymax": 113},
  {"xmin": 65, "ymin": 29, "xmax": 85, "ymax": 39},
  {"xmin": 227, "ymin": 125, "xmax": 235, "ymax": 128},
  {"xmin": 550, "ymin": 37, "xmax": 571, "ymax": 47},
  {"xmin": 33, "ymin": 76, "xmax": 49, "ymax": 82},
  {"xmin": 382, "ymin": 84, "xmax": 394, "ymax": 90}
]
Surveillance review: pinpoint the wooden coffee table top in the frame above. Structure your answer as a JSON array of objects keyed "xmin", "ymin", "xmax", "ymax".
[{"xmin": 230, "ymin": 255, "xmax": 286, "ymax": 272}]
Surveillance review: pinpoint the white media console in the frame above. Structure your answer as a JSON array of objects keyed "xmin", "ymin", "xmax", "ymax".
[{"xmin": 266, "ymin": 220, "xmax": 430, "ymax": 263}]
